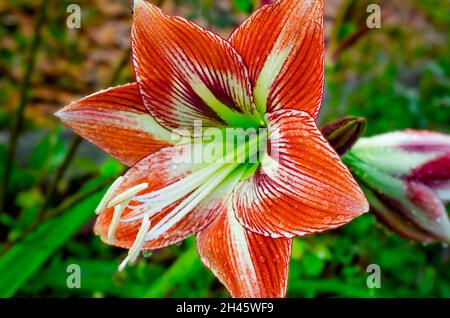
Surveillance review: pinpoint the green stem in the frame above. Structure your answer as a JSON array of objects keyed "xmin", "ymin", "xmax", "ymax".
[{"xmin": 1, "ymin": 0, "xmax": 49, "ymax": 213}]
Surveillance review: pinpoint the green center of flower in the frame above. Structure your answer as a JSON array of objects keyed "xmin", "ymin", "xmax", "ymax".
[
  {"xmin": 190, "ymin": 80, "xmax": 266, "ymax": 130},
  {"xmin": 97, "ymin": 118, "xmax": 269, "ymax": 270}
]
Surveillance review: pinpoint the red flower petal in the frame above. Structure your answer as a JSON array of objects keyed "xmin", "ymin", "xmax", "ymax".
[
  {"xmin": 95, "ymin": 145, "xmax": 228, "ymax": 250},
  {"xmin": 197, "ymin": 199, "xmax": 291, "ymax": 298},
  {"xmin": 132, "ymin": 1, "xmax": 259, "ymax": 131},
  {"xmin": 229, "ymin": 0, "xmax": 324, "ymax": 117},
  {"xmin": 56, "ymin": 83, "xmax": 174, "ymax": 167},
  {"xmin": 233, "ymin": 109, "xmax": 369, "ymax": 238}
]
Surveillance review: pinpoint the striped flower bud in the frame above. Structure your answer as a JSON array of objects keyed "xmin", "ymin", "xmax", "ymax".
[{"xmin": 344, "ymin": 130, "xmax": 450, "ymax": 243}]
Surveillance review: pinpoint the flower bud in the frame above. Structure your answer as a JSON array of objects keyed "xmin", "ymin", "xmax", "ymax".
[
  {"xmin": 321, "ymin": 116, "xmax": 367, "ymax": 155},
  {"xmin": 343, "ymin": 130, "xmax": 450, "ymax": 243},
  {"xmin": 361, "ymin": 184, "xmax": 436, "ymax": 243}
]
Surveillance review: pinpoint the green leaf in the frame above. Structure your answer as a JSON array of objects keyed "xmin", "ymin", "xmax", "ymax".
[
  {"xmin": 100, "ymin": 158, "xmax": 125, "ymax": 177},
  {"xmin": 28, "ymin": 133, "xmax": 52, "ymax": 172},
  {"xmin": 15, "ymin": 187, "xmax": 44, "ymax": 210},
  {"xmin": 231, "ymin": 0, "xmax": 253, "ymax": 13},
  {"xmin": 28, "ymin": 127, "xmax": 66, "ymax": 175},
  {"xmin": 0, "ymin": 177, "xmax": 108, "ymax": 297},
  {"xmin": 144, "ymin": 240, "xmax": 214, "ymax": 298},
  {"xmin": 302, "ymin": 253, "xmax": 325, "ymax": 277},
  {"xmin": 23, "ymin": 258, "xmax": 165, "ymax": 297},
  {"xmin": 288, "ymin": 278, "xmax": 386, "ymax": 298}
]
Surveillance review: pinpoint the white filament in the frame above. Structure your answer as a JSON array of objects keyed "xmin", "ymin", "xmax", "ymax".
[
  {"xmin": 122, "ymin": 164, "xmax": 225, "ymax": 222},
  {"xmin": 95, "ymin": 176, "xmax": 123, "ymax": 214},
  {"xmin": 107, "ymin": 182, "xmax": 148, "ymax": 208},
  {"xmin": 118, "ymin": 215, "xmax": 151, "ymax": 272},
  {"xmin": 107, "ymin": 198, "xmax": 131, "ymax": 244},
  {"xmin": 135, "ymin": 164, "xmax": 222, "ymax": 200},
  {"xmin": 145, "ymin": 164, "xmax": 237, "ymax": 241},
  {"xmin": 109, "ymin": 161, "xmax": 242, "ymax": 272}
]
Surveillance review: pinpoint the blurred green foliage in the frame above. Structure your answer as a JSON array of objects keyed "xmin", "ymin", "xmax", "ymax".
[{"xmin": 0, "ymin": 0, "xmax": 449, "ymax": 298}]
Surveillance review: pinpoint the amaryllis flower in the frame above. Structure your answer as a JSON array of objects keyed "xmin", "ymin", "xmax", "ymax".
[
  {"xmin": 344, "ymin": 130, "xmax": 450, "ymax": 243},
  {"xmin": 56, "ymin": 0, "xmax": 368, "ymax": 297}
]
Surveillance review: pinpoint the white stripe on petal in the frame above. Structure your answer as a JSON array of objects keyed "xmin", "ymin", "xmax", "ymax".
[
  {"xmin": 226, "ymin": 200, "xmax": 258, "ymax": 292},
  {"xmin": 254, "ymin": 44, "xmax": 291, "ymax": 114}
]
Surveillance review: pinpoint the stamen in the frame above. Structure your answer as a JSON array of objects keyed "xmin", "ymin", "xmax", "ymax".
[
  {"xmin": 117, "ymin": 215, "xmax": 151, "ymax": 272},
  {"xmin": 107, "ymin": 198, "xmax": 131, "ymax": 244},
  {"xmin": 107, "ymin": 182, "xmax": 148, "ymax": 208},
  {"xmin": 145, "ymin": 164, "xmax": 237, "ymax": 241},
  {"xmin": 135, "ymin": 164, "xmax": 221, "ymax": 200},
  {"xmin": 122, "ymin": 164, "xmax": 225, "ymax": 222},
  {"xmin": 95, "ymin": 176, "xmax": 123, "ymax": 214},
  {"xmin": 118, "ymin": 256, "xmax": 129, "ymax": 272}
]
